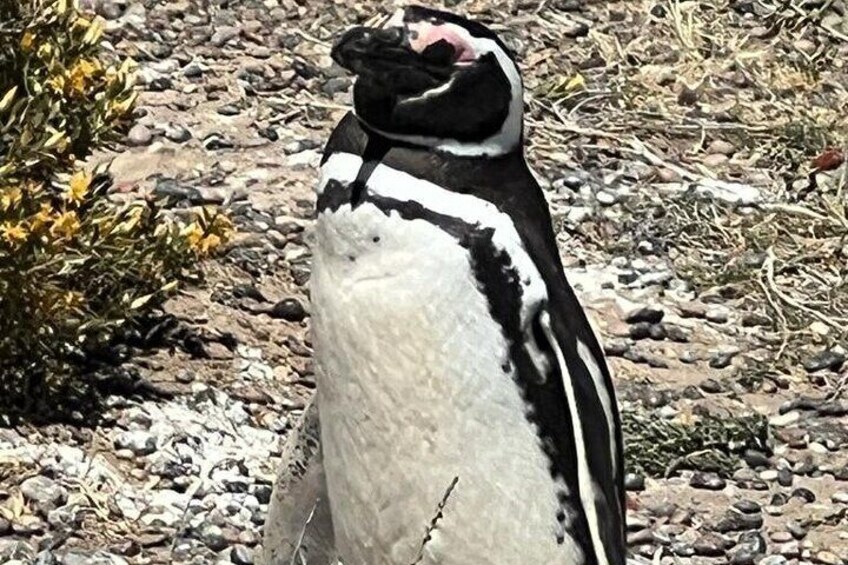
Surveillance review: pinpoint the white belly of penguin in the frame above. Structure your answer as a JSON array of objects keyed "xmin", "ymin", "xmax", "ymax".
[{"xmin": 312, "ymin": 191, "xmax": 584, "ymax": 564}]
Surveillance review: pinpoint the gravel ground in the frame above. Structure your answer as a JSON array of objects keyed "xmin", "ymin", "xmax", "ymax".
[{"xmin": 1, "ymin": 0, "xmax": 847, "ymax": 564}]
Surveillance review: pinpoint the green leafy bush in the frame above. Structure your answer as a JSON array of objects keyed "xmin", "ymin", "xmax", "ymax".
[{"xmin": 0, "ymin": 0, "xmax": 233, "ymax": 420}]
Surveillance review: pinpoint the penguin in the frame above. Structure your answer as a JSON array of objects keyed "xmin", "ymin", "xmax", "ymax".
[{"xmin": 265, "ymin": 6, "xmax": 626, "ymax": 565}]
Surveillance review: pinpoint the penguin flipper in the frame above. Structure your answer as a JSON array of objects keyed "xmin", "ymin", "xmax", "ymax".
[{"xmin": 262, "ymin": 397, "xmax": 337, "ymax": 565}]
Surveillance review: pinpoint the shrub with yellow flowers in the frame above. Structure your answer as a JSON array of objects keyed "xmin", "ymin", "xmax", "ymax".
[{"xmin": 0, "ymin": 0, "xmax": 233, "ymax": 420}]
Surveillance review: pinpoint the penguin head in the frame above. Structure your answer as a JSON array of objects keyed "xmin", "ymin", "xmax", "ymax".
[{"xmin": 332, "ymin": 6, "xmax": 523, "ymax": 157}]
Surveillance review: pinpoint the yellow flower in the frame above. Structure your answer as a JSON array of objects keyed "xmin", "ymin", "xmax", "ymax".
[
  {"xmin": 0, "ymin": 187, "xmax": 23, "ymax": 211},
  {"xmin": 47, "ymin": 73, "xmax": 66, "ymax": 93},
  {"xmin": 66, "ymin": 170, "xmax": 91, "ymax": 203},
  {"xmin": 30, "ymin": 203, "xmax": 54, "ymax": 232},
  {"xmin": 50, "ymin": 211, "xmax": 80, "ymax": 240},
  {"xmin": 20, "ymin": 32, "xmax": 35, "ymax": 52},
  {"xmin": 37, "ymin": 42, "xmax": 53, "ymax": 59},
  {"xmin": 67, "ymin": 59, "xmax": 101, "ymax": 96},
  {"xmin": 1, "ymin": 222, "xmax": 28, "ymax": 245},
  {"xmin": 73, "ymin": 16, "xmax": 91, "ymax": 30},
  {"xmin": 180, "ymin": 221, "xmax": 204, "ymax": 249},
  {"xmin": 197, "ymin": 233, "xmax": 222, "ymax": 256}
]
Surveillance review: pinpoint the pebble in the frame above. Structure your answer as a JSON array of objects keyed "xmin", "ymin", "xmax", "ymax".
[
  {"xmin": 693, "ymin": 532, "xmax": 730, "ymax": 556},
  {"xmin": 733, "ymin": 500, "xmax": 761, "ymax": 514},
  {"xmin": 164, "ymin": 125, "xmax": 192, "ymax": 143},
  {"xmin": 713, "ymin": 509, "xmax": 763, "ymax": 532},
  {"xmin": 786, "ymin": 520, "xmax": 807, "ymax": 539},
  {"xmin": 183, "ymin": 63, "xmax": 204, "ymax": 78},
  {"xmin": 791, "ymin": 487, "xmax": 816, "ymax": 503},
  {"xmin": 741, "ymin": 312, "xmax": 771, "ymax": 327},
  {"xmin": 696, "ymin": 378, "xmax": 722, "ymax": 394},
  {"xmin": 705, "ymin": 307, "xmax": 730, "ymax": 323},
  {"xmin": 624, "ymin": 473, "xmax": 645, "ymax": 491},
  {"xmin": 803, "ymin": 349, "xmax": 845, "ymax": 372},
  {"xmin": 679, "ymin": 301, "xmax": 707, "ymax": 318},
  {"xmin": 743, "ymin": 449, "xmax": 770, "ymax": 468},
  {"xmin": 322, "ymin": 77, "xmax": 351, "ymax": 96},
  {"xmin": 663, "ymin": 324, "xmax": 691, "ymax": 342},
  {"xmin": 709, "ymin": 350, "xmax": 737, "ymax": 369},
  {"xmin": 708, "ymin": 139, "xmax": 736, "ymax": 155},
  {"xmin": 211, "ymin": 26, "xmax": 241, "ymax": 47},
  {"xmin": 269, "ymin": 298, "xmax": 307, "ymax": 322},
  {"xmin": 703, "ymin": 153, "xmax": 729, "ymax": 167},
  {"xmin": 628, "ymin": 322, "xmax": 652, "ymax": 340},
  {"xmin": 690, "ymin": 471, "xmax": 727, "ymax": 490},
  {"xmin": 230, "ymin": 544, "xmax": 254, "ymax": 565},
  {"xmin": 730, "ymin": 531, "xmax": 766, "ymax": 564},
  {"xmin": 832, "ymin": 491, "xmax": 848, "ymax": 504},
  {"xmin": 126, "ymin": 124, "xmax": 153, "ymax": 147},
  {"xmin": 562, "ymin": 21, "xmax": 590, "ymax": 38},
  {"xmin": 20, "ymin": 476, "xmax": 68, "ymax": 516},
  {"xmin": 595, "ymin": 190, "xmax": 618, "ymax": 206},
  {"xmin": 814, "ymin": 551, "xmax": 843, "ymax": 565},
  {"xmin": 203, "ymin": 133, "xmax": 235, "ymax": 150},
  {"xmin": 769, "ymin": 411, "xmax": 801, "ymax": 427},
  {"xmin": 114, "ymin": 430, "xmax": 158, "ymax": 456},
  {"xmin": 217, "ymin": 104, "xmax": 241, "ymax": 116},
  {"xmin": 760, "ymin": 557, "xmax": 788, "ymax": 565},
  {"xmin": 200, "ymin": 523, "xmax": 229, "ymax": 551},
  {"xmin": 779, "ymin": 541, "xmax": 801, "ymax": 558}
]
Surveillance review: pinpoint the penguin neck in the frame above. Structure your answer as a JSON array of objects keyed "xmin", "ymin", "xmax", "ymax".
[{"xmin": 356, "ymin": 118, "xmax": 526, "ymax": 166}]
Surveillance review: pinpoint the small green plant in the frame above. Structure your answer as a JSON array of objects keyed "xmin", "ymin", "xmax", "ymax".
[
  {"xmin": 0, "ymin": 0, "xmax": 233, "ymax": 421},
  {"xmin": 623, "ymin": 409, "xmax": 770, "ymax": 477}
]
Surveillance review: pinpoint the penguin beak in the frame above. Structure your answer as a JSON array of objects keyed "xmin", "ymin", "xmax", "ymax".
[{"xmin": 331, "ymin": 25, "xmax": 457, "ymax": 94}]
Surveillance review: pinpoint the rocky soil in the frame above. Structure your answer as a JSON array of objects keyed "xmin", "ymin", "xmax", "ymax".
[{"xmin": 1, "ymin": 0, "xmax": 847, "ymax": 564}]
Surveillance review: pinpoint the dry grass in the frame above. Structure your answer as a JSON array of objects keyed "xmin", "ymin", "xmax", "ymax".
[
  {"xmin": 482, "ymin": 0, "xmax": 848, "ymax": 388},
  {"xmin": 523, "ymin": 0, "xmax": 848, "ymax": 181}
]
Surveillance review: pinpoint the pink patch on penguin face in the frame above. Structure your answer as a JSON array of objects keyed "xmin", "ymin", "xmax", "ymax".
[{"xmin": 408, "ymin": 22, "xmax": 476, "ymax": 63}]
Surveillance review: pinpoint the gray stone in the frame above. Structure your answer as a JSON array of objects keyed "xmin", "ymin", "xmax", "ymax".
[
  {"xmin": 693, "ymin": 532, "xmax": 730, "ymax": 556},
  {"xmin": 803, "ymin": 349, "xmax": 845, "ymax": 372},
  {"xmin": 114, "ymin": 430, "xmax": 157, "ymax": 456},
  {"xmin": 217, "ymin": 104, "xmax": 241, "ymax": 116},
  {"xmin": 831, "ymin": 491, "xmax": 848, "ymax": 504},
  {"xmin": 690, "ymin": 472, "xmax": 727, "ymax": 491},
  {"xmin": 732, "ymin": 500, "xmax": 761, "ymax": 514},
  {"xmin": 200, "ymin": 524, "xmax": 229, "ymax": 551},
  {"xmin": 713, "ymin": 509, "xmax": 763, "ymax": 532},
  {"xmin": 624, "ymin": 305, "xmax": 665, "ymax": 324},
  {"xmin": 322, "ymin": 77, "xmax": 351, "ymax": 96},
  {"xmin": 705, "ymin": 307, "xmax": 729, "ymax": 323},
  {"xmin": 269, "ymin": 298, "xmax": 307, "ymax": 322},
  {"xmin": 709, "ymin": 350, "xmax": 738, "ymax": 369},
  {"xmin": 165, "ymin": 125, "xmax": 192, "ymax": 143},
  {"xmin": 230, "ymin": 544, "xmax": 254, "ymax": 565},
  {"xmin": 663, "ymin": 324, "xmax": 691, "ymax": 343},
  {"xmin": 20, "ymin": 476, "xmax": 68, "ymax": 516},
  {"xmin": 595, "ymin": 190, "xmax": 618, "ymax": 206},
  {"xmin": 760, "ymin": 557, "xmax": 788, "ymax": 565},
  {"xmin": 126, "ymin": 124, "xmax": 153, "ymax": 147},
  {"xmin": 211, "ymin": 26, "xmax": 241, "ymax": 47},
  {"xmin": 785, "ymin": 519, "xmax": 807, "ymax": 539}
]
